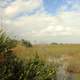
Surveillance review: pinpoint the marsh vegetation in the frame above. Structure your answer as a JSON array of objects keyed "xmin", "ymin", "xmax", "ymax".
[{"xmin": 0, "ymin": 29, "xmax": 80, "ymax": 80}]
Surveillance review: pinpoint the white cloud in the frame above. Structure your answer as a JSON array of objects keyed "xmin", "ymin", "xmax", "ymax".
[
  {"xmin": 5, "ymin": 11, "xmax": 80, "ymax": 39},
  {"xmin": 59, "ymin": 11, "xmax": 80, "ymax": 27},
  {"xmin": 55, "ymin": 25, "xmax": 64, "ymax": 31},
  {"xmin": 2, "ymin": 0, "xmax": 80, "ymax": 43},
  {"xmin": 4, "ymin": 0, "xmax": 43, "ymax": 17},
  {"xmin": 4, "ymin": 4, "xmax": 18, "ymax": 16}
]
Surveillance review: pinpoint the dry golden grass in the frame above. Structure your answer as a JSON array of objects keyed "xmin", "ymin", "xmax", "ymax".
[
  {"xmin": 13, "ymin": 44, "xmax": 80, "ymax": 80},
  {"xmin": 13, "ymin": 44, "xmax": 80, "ymax": 64}
]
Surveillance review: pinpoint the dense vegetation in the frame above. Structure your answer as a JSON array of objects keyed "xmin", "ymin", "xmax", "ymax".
[
  {"xmin": 0, "ymin": 29, "xmax": 80, "ymax": 80},
  {"xmin": 0, "ymin": 29, "xmax": 57, "ymax": 80}
]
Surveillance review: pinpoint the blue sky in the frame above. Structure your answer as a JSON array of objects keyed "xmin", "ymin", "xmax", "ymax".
[
  {"xmin": 0, "ymin": 0, "xmax": 80, "ymax": 43},
  {"xmin": 43, "ymin": 0, "xmax": 80, "ymax": 15},
  {"xmin": 43, "ymin": 0, "xmax": 64, "ymax": 15}
]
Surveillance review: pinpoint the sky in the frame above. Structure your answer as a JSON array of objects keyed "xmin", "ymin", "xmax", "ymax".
[{"xmin": 0, "ymin": 0, "xmax": 80, "ymax": 43}]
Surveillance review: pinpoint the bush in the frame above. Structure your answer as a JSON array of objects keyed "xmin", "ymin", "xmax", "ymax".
[
  {"xmin": 0, "ymin": 29, "xmax": 17, "ymax": 53},
  {"xmin": 51, "ymin": 42, "xmax": 58, "ymax": 45},
  {"xmin": 0, "ymin": 29, "xmax": 24, "ymax": 80},
  {"xmin": 21, "ymin": 39, "xmax": 32, "ymax": 47},
  {"xmin": 0, "ymin": 51, "xmax": 24, "ymax": 80},
  {"xmin": 0, "ymin": 52, "xmax": 57, "ymax": 80}
]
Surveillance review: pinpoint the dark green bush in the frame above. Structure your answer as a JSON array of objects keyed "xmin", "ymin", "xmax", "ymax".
[
  {"xmin": 21, "ymin": 39, "xmax": 32, "ymax": 47},
  {"xmin": 0, "ymin": 52, "xmax": 57, "ymax": 80},
  {"xmin": 0, "ymin": 51, "xmax": 24, "ymax": 80},
  {"xmin": 0, "ymin": 29, "xmax": 17, "ymax": 53},
  {"xmin": 0, "ymin": 29, "xmax": 24, "ymax": 80}
]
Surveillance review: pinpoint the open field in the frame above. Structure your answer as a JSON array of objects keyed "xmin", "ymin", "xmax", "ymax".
[
  {"xmin": 13, "ymin": 44, "xmax": 80, "ymax": 63},
  {"xmin": 13, "ymin": 44, "xmax": 80, "ymax": 80}
]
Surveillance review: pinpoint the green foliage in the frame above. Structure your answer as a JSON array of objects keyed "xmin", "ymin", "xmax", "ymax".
[
  {"xmin": 0, "ymin": 52, "xmax": 57, "ymax": 80},
  {"xmin": 0, "ymin": 29, "xmax": 17, "ymax": 53},
  {"xmin": 0, "ymin": 51, "xmax": 24, "ymax": 80},
  {"xmin": 20, "ymin": 54, "xmax": 57, "ymax": 80},
  {"xmin": 0, "ymin": 29, "xmax": 57, "ymax": 80},
  {"xmin": 0, "ymin": 29, "xmax": 24, "ymax": 80},
  {"xmin": 21, "ymin": 39, "xmax": 32, "ymax": 47}
]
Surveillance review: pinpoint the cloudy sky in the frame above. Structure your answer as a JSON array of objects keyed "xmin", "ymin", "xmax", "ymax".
[{"xmin": 0, "ymin": 0, "xmax": 80, "ymax": 43}]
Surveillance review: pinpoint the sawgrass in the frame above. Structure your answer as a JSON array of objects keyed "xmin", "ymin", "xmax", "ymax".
[{"xmin": 13, "ymin": 44, "xmax": 80, "ymax": 80}]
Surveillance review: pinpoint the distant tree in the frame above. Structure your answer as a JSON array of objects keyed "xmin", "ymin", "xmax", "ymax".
[
  {"xmin": 51, "ymin": 42, "xmax": 58, "ymax": 45},
  {"xmin": 21, "ymin": 39, "xmax": 32, "ymax": 47}
]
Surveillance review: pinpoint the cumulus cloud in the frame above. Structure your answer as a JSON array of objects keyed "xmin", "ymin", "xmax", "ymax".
[
  {"xmin": 5, "ymin": 11, "xmax": 80, "ymax": 39},
  {"xmin": 4, "ymin": 0, "xmax": 43, "ymax": 17},
  {"xmin": 2, "ymin": 0, "xmax": 80, "ymax": 43}
]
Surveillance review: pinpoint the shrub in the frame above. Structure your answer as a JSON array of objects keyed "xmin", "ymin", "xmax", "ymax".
[
  {"xmin": 0, "ymin": 29, "xmax": 17, "ymax": 53},
  {"xmin": 0, "ymin": 51, "xmax": 24, "ymax": 80},
  {"xmin": 51, "ymin": 42, "xmax": 58, "ymax": 45},
  {"xmin": 21, "ymin": 39, "xmax": 32, "ymax": 47},
  {"xmin": 0, "ymin": 52, "xmax": 57, "ymax": 80},
  {"xmin": 0, "ymin": 29, "xmax": 24, "ymax": 80}
]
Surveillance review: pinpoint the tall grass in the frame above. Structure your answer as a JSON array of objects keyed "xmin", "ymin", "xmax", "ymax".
[
  {"xmin": 0, "ymin": 29, "xmax": 57, "ymax": 80},
  {"xmin": 1, "ymin": 29, "xmax": 80, "ymax": 80}
]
